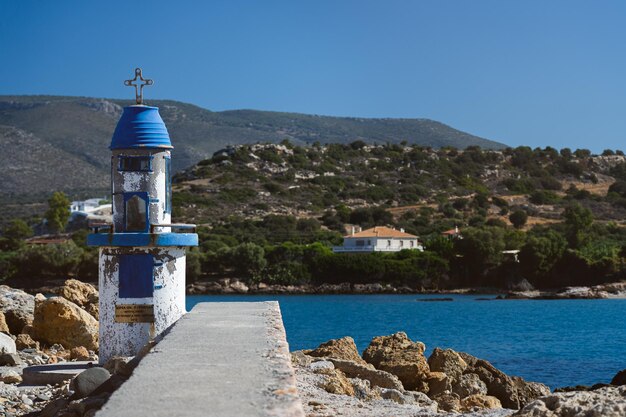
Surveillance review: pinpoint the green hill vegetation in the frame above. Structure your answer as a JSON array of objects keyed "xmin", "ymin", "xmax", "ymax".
[{"xmin": 2, "ymin": 141, "xmax": 626, "ymax": 291}]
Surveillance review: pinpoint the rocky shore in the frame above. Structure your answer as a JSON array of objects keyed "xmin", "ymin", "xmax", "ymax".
[
  {"xmin": 292, "ymin": 333, "xmax": 626, "ymax": 417},
  {"xmin": 505, "ymin": 282, "xmax": 626, "ymax": 300},
  {"xmin": 0, "ymin": 282, "xmax": 135, "ymax": 417},
  {"xmin": 1, "ymin": 281, "xmax": 625, "ymax": 416},
  {"xmin": 186, "ymin": 278, "xmax": 626, "ymax": 299}
]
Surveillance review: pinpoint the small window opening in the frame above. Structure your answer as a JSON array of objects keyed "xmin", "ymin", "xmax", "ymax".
[
  {"xmin": 119, "ymin": 156, "xmax": 152, "ymax": 172},
  {"xmin": 126, "ymin": 194, "xmax": 147, "ymax": 231}
]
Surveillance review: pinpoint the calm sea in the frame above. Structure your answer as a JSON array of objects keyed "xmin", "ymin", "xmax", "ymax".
[{"xmin": 186, "ymin": 294, "xmax": 626, "ymax": 389}]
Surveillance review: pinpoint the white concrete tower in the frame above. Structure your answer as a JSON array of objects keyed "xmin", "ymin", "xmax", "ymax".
[{"xmin": 88, "ymin": 68, "xmax": 198, "ymax": 364}]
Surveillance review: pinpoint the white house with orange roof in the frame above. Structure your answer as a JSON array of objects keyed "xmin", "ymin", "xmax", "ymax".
[{"xmin": 333, "ymin": 226, "xmax": 424, "ymax": 253}]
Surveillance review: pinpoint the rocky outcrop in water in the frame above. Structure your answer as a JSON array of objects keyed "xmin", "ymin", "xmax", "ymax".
[
  {"xmin": 363, "ymin": 332, "xmax": 430, "ymax": 392},
  {"xmin": 294, "ymin": 332, "xmax": 554, "ymax": 416},
  {"xmin": 308, "ymin": 336, "xmax": 366, "ymax": 365}
]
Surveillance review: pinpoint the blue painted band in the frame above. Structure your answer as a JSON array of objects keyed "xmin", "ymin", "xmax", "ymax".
[{"xmin": 87, "ymin": 232, "xmax": 198, "ymax": 247}]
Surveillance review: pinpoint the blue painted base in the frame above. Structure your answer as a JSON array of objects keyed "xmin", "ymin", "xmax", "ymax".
[{"xmin": 87, "ymin": 232, "xmax": 198, "ymax": 247}]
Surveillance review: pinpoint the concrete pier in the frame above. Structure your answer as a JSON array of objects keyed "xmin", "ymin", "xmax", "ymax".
[{"xmin": 95, "ymin": 302, "xmax": 304, "ymax": 417}]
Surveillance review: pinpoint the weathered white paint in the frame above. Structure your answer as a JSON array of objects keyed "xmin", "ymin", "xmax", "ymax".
[
  {"xmin": 98, "ymin": 246, "xmax": 187, "ymax": 364},
  {"xmin": 111, "ymin": 150, "xmax": 171, "ymax": 232}
]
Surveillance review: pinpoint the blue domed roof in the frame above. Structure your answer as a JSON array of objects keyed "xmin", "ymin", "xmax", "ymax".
[{"xmin": 110, "ymin": 105, "xmax": 173, "ymax": 150}]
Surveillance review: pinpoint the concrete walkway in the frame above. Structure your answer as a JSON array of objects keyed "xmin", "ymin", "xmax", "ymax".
[{"xmin": 96, "ymin": 302, "xmax": 304, "ymax": 417}]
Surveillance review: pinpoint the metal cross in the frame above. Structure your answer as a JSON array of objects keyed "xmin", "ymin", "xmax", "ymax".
[{"xmin": 124, "ymin": 68, "xmax": 154, "ymax": 105}]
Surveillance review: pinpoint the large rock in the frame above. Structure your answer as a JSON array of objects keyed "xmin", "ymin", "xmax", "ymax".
[
  {"xmin": 459, "ymin": 351, "xmax": 519, "ymax": 409},
  {"xmin": 428, "ymin": 347, "xmax": 467, "ymax": 383},
  {"xmin": 514, "ymin": 386, "xmax": 626, "ymax": 417},
  {"xmin": 0, "ymin": 285, "xmax": 34, "ymax": 314},
  {"xmin": 308, "ymin": 336, "xmax": 366, "ymax": 365},
  {"xmin": 60, "ymin": 279, "xmax": 99, "ymax": 320},
  {"xmin": 4, "ymin": 308, "xmax": 32, "ymax": 335},
  {"xmin": 329, "ymin": 358, "xmax": 404, "ymax": 390},
  {"xmin": 0, "ymin": 332, "xmax": 16, "ymax": 354},
  {"xmin": 362, "ymin": 332, "xmax": 430, "ymax": 392},
  {"xmin": 611, "ymin": 369, "xmax": 626, "ymax": 386},
  {"xmin": 459, "ymin": 351, "xmax": 548, "ymax": 409},
  {"xmin": 0, "ymin": 286, "xmax": 35, "ymax": 334},
  {"xmin": 32, "ymin": 296, "xmax": 98, "ymax": 350}
]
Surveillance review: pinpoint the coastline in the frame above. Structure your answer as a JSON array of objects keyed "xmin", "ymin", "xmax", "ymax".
[
  {"xmin": 1, "ymin": 282, "xmax": 625, "ymax": 416},
  {"xmin": 184, "ymin": 279, "xmax": 626, "ymax": 299}
]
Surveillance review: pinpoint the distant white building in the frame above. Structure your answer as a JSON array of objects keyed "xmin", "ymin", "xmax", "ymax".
[
  {"xmin": 70, "ymin": 198, "xmax": 112, "ymax": 228},
  {"xmin": 70, "ymin": 198, "xmax": 107, "ymax": 213},
  {"xmin": 333, "ymin": 226, "xmax": 424, "ymax": 253}
]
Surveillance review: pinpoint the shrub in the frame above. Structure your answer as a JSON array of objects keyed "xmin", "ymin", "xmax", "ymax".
[{"xmin": 509, "ymin": 210, "xmax": 528, "ymax": 229}]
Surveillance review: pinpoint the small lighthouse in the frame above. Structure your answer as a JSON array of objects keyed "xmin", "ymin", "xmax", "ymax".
[{"xmin": 88, "ymin": 68, "xmax": 198, "ymax": 364}]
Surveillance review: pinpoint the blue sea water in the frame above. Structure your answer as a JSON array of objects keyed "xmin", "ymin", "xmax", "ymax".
[{"xmin": 186, "ymin": 294, "xmax": 626, "ymax": 389}]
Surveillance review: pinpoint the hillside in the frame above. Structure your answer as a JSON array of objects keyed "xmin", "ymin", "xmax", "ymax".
[
  {"xmin": 3, "ymin": 142, "xmax": 626, "ymax": 291},
  {"xmin": 173, "ymin": 142, "xmax": 626, "ymax": 230},
  {"xmin": 0, "ymin": 95, "xmax": 505, "ymax": 199}
]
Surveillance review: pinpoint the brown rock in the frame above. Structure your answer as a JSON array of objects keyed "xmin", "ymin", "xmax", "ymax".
[
  {"xmin": 308, "ymin": 336, "xmax": 367, "ymax": 365},
  {"xmin": 460, "ymin": 394, "xmax": 502, "ymax": 411},
  {"xmin": 60, "ymin": 279, "xmax": 99, "ymax": 320},
  {"xmin": 432, "ymin": 392, "xmax": 461, "ymax": 412},
  {"xmin": 459, "ymin": 351, "xmax": 519, "ymax": 409},
  {"xmin": 15, "ymin": 333, "xmax": 39, "ymax": 350},
  {"xmin": 428, "ymin": 347, "xmax": 467, "ymax": 383},
  {"xmin": 70, "ymin": 346, "xmax": 91, "ymax": 361},
  {"xmin": 0, "ymin": 311, "xmax": 9, "ymax": 334},
  {"xmin": 453, "ymin": 373, "xmax": 488, "ymax": 398},
  {"xmin": 32, "ymin": 297, "xmax": 98, "ymax": 350},
  {"xmin": 512, "ymin": 376, "xmax": 551, "ymax": 407},
  {"xmin": 4, "ymin": 309, "xmax": 33, "ymax": 335},
  {"xmin": 329, "ymin": 358, "xmax": 404, "ymax": 391},
  {"xmin": 457, "ymin": 352, "xmax": 550, "ymax": 409},
  {"xmin": 316, "ymin": 368, "xmax": 355, "ymax": 396},
  {"xmin": 362, "ymin": 332, "xmax": 430, "ymax": 392},
  {"xmin": 427, "ymin": 371, "xmax": 451, "ymax": 397}
]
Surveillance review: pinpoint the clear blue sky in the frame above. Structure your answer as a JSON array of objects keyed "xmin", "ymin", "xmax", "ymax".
[{"xmin": 1, "ymin": 0, "xmax": 625, "ymax": 152}]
